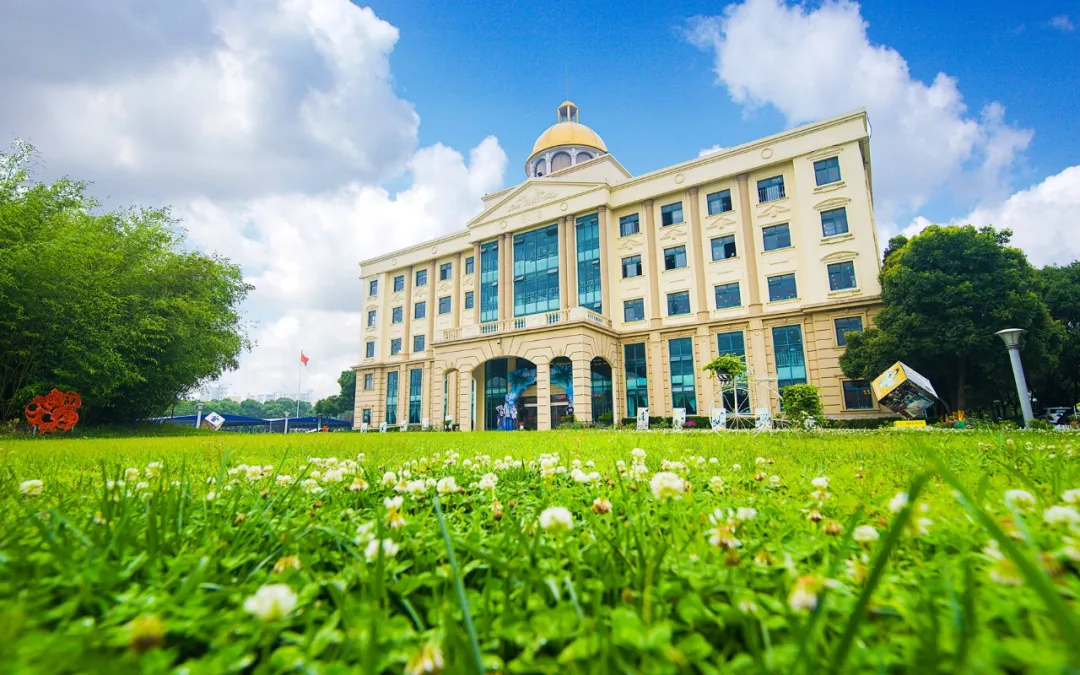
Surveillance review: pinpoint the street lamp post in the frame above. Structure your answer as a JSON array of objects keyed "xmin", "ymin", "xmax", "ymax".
[
  {"xmin": 995, "ymin": 328, "xmax": 1034, "ymax": 427},
  {"xmin": 195, "ymin": 402, "xmax": 204, "ymax": 429}
]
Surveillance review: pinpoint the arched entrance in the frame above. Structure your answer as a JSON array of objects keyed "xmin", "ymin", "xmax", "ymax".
[
  {"xmin": 590, "ymin": 356, "xmax": 613, "ymax": 425},
  {"xmin": 473, "ymin": 357, "xmax": 538, "ymax": 430},
  {"xmin": 549, "ymin": 356, "xmax": 573, "ymax": 426}
]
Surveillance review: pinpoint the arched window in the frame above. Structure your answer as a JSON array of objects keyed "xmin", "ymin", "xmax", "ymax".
[
  {"xmin": 590, "ymin": 357, "xmax": 613, "ymax": 425},
  {"xmin": 550, "ymin": 152, "xmax": 571, "ymax": 172},
  {"xmin": 534, "ymin": 158, "xmax": 546, "ymax": 177},
  {"xmin": 576, "ymin": 152, "xmax": 592, "ymax": 163}
]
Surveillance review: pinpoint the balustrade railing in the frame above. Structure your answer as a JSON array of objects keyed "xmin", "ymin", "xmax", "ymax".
[{"xmin": 435, "ymin": 306, "xmax": 611, "ymax": 343}]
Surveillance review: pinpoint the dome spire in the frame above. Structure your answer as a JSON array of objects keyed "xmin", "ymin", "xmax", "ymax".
[
  {"xmin": 558, "ymin": 101, "xmax": 579, "ymax": 124},
  {"xmin": 526, "ymin": 100, "xmax": 607, "ymax": 178}
]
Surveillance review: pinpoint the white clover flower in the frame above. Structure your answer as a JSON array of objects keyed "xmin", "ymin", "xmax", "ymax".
[
  {"xmin": 732, "ymin": 464, "xmax": 742, "ymax": 472},
  {"xmin": 539, "ymin": 506, "xmax": 574, "ymax": 533},
  {"xmin": 709, "ymin": 476, "xmax": 725, "ymax": 492},
  {"xmin": 755, "ymin": 457, "xmax": 766, "ymax": 466},
  {"xmin": 811, "ymin": 476, "xmax": 829, "ymax": 489},
  {"xmin": 1062, "ymin": 489, "xmax": 1080, "ymax": 504},
  {"xmin": 144, "ymin": 462, "xmax": 162, "ymax": 478},
  {"xmin": 650, "ymin": 472, "xmax": 686, "ymax": 501},
  {"xmin": 735, "ymin": 507, "xmax": 757, "ymax": 522},
  {"xmin": 405, "ymin": 641, "xmax": 445, "ymax": 675},
  {"xmin": 276, "ymin": 475, "xmax": 294, "ymax": 485},
  {"xmin": 19, "ymin": 479, "xmax": 44, "ymax": 497},
  {"xmin": 853, "ymin": 525, "xmax": 879, "ymax": 543},
  {"xmin": 585, "ymin": 460, "xmax": 595, "ymax": 468},
  {"xmin": 1044, "ymin": 505, "xmax": 1080, "ymax": 526},
  {"xmin": 124, "ymin": 468, "xmax": 140, "ymax": 481},
  {"xmin": 737, "ymin": 598, "xmax": 758, "ymax": 615},
  {"xmin": 989, "ymin": 559, "xmax": 1024, "ymax": 586},
  {"xmin": 205, "ymin": 490, "xmax": 217, "ymax": 501},
  {"xmin": 709, "ymin": 457, "xmax": 719, "ymax": 464},
  {"xmin": 243, "ymin": 584, "xmax": 298, "ymax": 621},
  {"xmin": 709, "ymin": 526, "xmax": 741, "ymax": 549},
  {"xmin": 381, "ymin": 471, "xmax": 398, "ymax": 487},
  {"xmin": 983, "ymin": 539, "xmax": 1004, "ymax": 559},
  {"xmin": 301, "ymin": 478, "xmax": 323, "ymax": 495},
  {"xmin": 911, "ymin": 517, "xmax": 933, "ymax": 537},
  {"xmin": 436, "ymin": 476, "xmax": 459, "ymax": 495},
  {"xmin": 478, "ymin": 473, "xmax": 498, "ymax": 491},
  {"xmin": 888, "ymin": 492, "xmax": 909, "ymax": 513},
  {"xmin": 322, "ymin": 468, "xmax": 345, "ymax": 484},
  {"xmin": 572, "ymin": 459, "xmax": 582, "ymax": 469},
  {"xmin": 769, "ymin": 475, "xmax": 780, "ymax": 486},
  {"xmin": 349, "ymin": 477, "xmax": 369, "ymax": 492},
  {"xmin": 631, "ymin": 448, "xmax": 646, "ymax": 460},
  {"xmin": 364, "ymin": 538, "xmax": 400, "ymax": 563},
  {"xmin": 135, "ymin": 481, "xmax": 149, "ymax": 491},
  {"xmin": 402, "ymin": 480, "xmax": 427, "ymax": 496},
  {"xmin": 1004, "ymin": 489, "xmax": 1036, "ymax": 509},
  {"xmin": 592, "ymin": 497, "xmax": 612, "ymax": 514},
  {"xmin": 788, "ymin": 575, "xmax": 822, "ymax": 612}
]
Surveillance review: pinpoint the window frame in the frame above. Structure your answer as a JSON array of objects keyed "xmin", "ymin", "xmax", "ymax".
[
  {"xmin": 762, "ymin": 223, "xmax": 792, "ymax": 252},
  {"xmin": 710, "ymin": 234, "xmax": 737, "ymax": 261},
  {"xmin": 365, "ymin": 342, "xmax": 375, "ymax": 359},
  {"xmin": 393, "ymin": 275, "xmax": 405, "ymax": 293},
  {"xmin": 621, "ymin": 254, "xmax": 642, "ymax": 278},
  {"xmin": 465, "ymin": 256, "xmax": 475, "ymax": 275},
  {"xmin": 668, "ymin": 337, "xmax": 698, "ymax": 415},
  {"xmin": 391, "ymin": 306, "xmax": 403, "ymax": 324},
  {"xmin": 619, "ymin": 213, "xmax": 640, "ymax": 237},
  {"xmin": 438, "ymin": 296, "xmax": 452, "ymax": 315},
  {"xmin": 623, "ymin": 298, "xmax": 645, "ymax": 323},
  {"xmin": 439, "ymin": 262, "xmax": 452, "ymax": 281},
  {"xmin": 390, "ymin": 338, "xmax": 402, "ymax": 356},
  {"xmin": 413, "ymin": 334, "xmax": 425, "ymax": 353},
  {"xmin": 813, "ymin": 157, "xmax": 842, "ymax": 186},
  {"xmin": 757, "ymin": 175, "xmax": 786, "ymax": 202},
  {"xmin": 667, "ymin": 290, "xmax": 691, "ymax": 316},
  {"xmin": 820, "ymin": 207, "xmax": 849, "ymax": 237},
  {"xmin": 363, "ymin": 373, "xmax": 373, "ymax": 390},
  {"xmin": 369, "ymin": 279, "xmax": 378, "ymax": 297},
  {"xmin": 367, "ymin": 310, "xmax": 376, "ymax": 328},
  {"xmin": 706, "ymin": 189, "xmax": 733, "ymax": 215},
  {"xmin": 842, "ymin": 379, "xmax": 875, "ymax": 410},
  {"xmin": 767, "ymin": 273, "xmax": 798, "ymax": 302},
  {"xmin": 714, "ymin": 282, "xmax": 741, "ymax": 309},
  {"xmin": 663, "ymin": 245, "xmax": 687, "ymax": 271},
  {"xmin": 464, "ymin": 291, "xmax": 474, "ymax": 309},
  {"xmin": 415, "ymin": 269, "xmax": 427, "ymax": 287},
  {"xmin": 827, "ymin": 261, "xmax": 858, "ymax": 291},
  {"xmin": 660, "ymin": 201, "xmax": 684, "ymax": 227},
  {"xmin": 834, "ymin": 316, "xmax": 864, "ymax": 347},
  {"xmin": 414, "ymin": 301, "xmax": 426, "ymax": 320}
]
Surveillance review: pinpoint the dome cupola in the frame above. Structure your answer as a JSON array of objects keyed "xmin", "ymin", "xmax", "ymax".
[{"xmin": 526, "ymin": 101, "xmax": 607, "ymax": 178}]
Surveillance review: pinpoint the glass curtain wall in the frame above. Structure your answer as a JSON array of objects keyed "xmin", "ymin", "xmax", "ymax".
[
  {"xmin": 385, "ymin": 371, "xmax": 399, "ymax": 425},
  {"xmin": 408, "ymin": 369, "xmax": 423, "ymax": 424},
  {"xmin": 590, "ymin": 357, "xmax": 613, "ymax": 424},
  {"xmin": 624, "ymin": 343, "xmax": 648, "ymax": 418},
  {"xmin": 480, "ymin": 241, "xmax": 499, "ymax": 323},
  {"xmin": 513, "ymin": 223, "xmax": 560, "ymax": 316},
  {"xmin": 576, "ymin": 213, "xmax": 602, "ymax": 312},
  {"xmin": 483, "ymin": 358, "xmax": 508, "ymax": 431}
]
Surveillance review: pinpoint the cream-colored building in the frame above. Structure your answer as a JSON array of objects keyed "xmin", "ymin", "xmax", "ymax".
[{"xmin": 354, "ymin": 102, "xmax": 887, "ymax": 430}]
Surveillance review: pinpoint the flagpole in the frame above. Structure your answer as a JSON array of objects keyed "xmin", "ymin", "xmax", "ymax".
[{"xmin": 296, "ymin": 350, "xmax": 302, "ymax": 418}]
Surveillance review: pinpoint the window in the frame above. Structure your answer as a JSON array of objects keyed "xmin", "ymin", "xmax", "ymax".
[
  {"xmin": 465, "ymin": 291, "xmax": 474, "ymax": 309},
  {"xmin": 772, "ymin": 325, "xmax": 807, "ymax": 390},
  {"xmin": 439, "ymin": 296, "xmax": 451, "ymax": 314},
  {"xmin": 393, "ymin": 275, "xmax": 404, "ymax": 292},
  {"xmin": 707, "ymin": 189, "xmax": 732, "ymax": 215},
  {"xmin": 480, "ymin": 240, "xmax": 499, "ymax": 322},
  {"xmin": 576, "ymin": 213, "xmax": 602, "ymax": 312},
  {"xmin": 667, "ymin": 291, "xmax": 691, "ymax": 316},
  {"xmin": 843, "ymin": 380, "xmax": 874, "ymax": 409},
  {"xmin": 821, "ymin": 207, "xmax": 849, "ymax": 237},
  {"xmin": 767, "ymin": 273, "xmax": 798, "ymax": 302},
  {"xmin": 514, "ymin": 223, "xmax": 560, "ymax": 316},
  {"xmin": 716, "ymin": 331, "xmax": 749, "ymax": 414},
  {"xmin": 757, "ymin": 175, "xmax": 786, "ymax": 202},
  {"xmin": 365, "ymin": 342, "xmax": 375, "ymax": 359},
  {"xmin": 440, "ymin": 262, "xmax": 452, "ymax": 281},
  {"xmin": 669, "ymin": 337, "xmax": 697, "ymax": 415},
  {"xmin": 624, "ymin": 343, "xmax": 649, "ymax": 418},
  {"xmin": 827, "ymin": 261, "xmax": 857, "ymax": 291},
  {"xmin": 814, "ymin": 157, "xmax": 841, "ymax": 186},
  {"xmin": 622, "ymin": 254, "xmax": 642, "ymax": 278},
  {"xmin": 363, "ymin": 373, "xmax": 373, "ymax": 390},
  {"xmin": 624, "ymin": 298, "xmax": 645, "ymax": 322},
  {"xmin": 413, "ymin": 335, "xmax": 425, "ymax": 353},
  {"xmin": 391, "ymin": 306, "xmax": 403, "ymax": 323},
  {"xmin": 414, "ymin": 301, "xmax": 426, "ymax": 319},
  {"xmin": 362, "ymin": 408, "xmax": 371, "ymax": 425},
  {"xmin": 714, "ymin": 282, "xmax": 741, "ymax": 309},
  {"xmin": 660, "ymin": 202, "xmax": 684, "ymax": 226},
  {"xmin": 663, "ymin": 245, "xmax": 687, "ymax": 270},
  {"xmin": 619, "ymin": 213, "xmax": 640, "ymax": 237},
  {"xmin": 762, "ymin": 223, "xmax": 791, "ymax": 251},
  {"xmin": 465, "ymin": 256, "xmax": 475, "ymax": 275},
  {"xmin": 415, "ymin": 269, "xmax": 427, "ymax": 287},
  {"xmin": 711, "ymin": 235, "xmax": 737, "ymax": 260},
  {"xmin": 834, "ymin": 316, "xmax": 864, "ymax": 346},
  {"xmin": 484, "ymin": 358, "xmax": 508, "ymax": 431},
  {"xmin": 408, "ymin": 368, "xmax": 423, "ymax": 424},
  {"xmin": 716, "ymin": 331, "xmax": 745, "ymax": 359},
  {"xmin": 369, "ymin": 279, "xmax": 378, "ymax": 296},
  {"xmin": 367, "ymin": 310, "xmax": 376, "ymax": 327},
  {"xmin": 390, "ymin": 338, "xmax": 402, "ymax": 356},
  {"xmin": 385, "ymin": 371, "xmax": 398, "ymax": 425}
]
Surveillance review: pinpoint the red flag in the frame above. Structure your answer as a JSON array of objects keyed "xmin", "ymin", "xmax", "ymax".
[{"xmin": 300, "ymin": 352, "xmax": 309, "ymax": 366}]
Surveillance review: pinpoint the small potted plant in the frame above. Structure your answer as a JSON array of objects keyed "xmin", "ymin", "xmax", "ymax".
[{"xmin": 702, "ymin": 354, "xmax": 746, "ymax": 386}]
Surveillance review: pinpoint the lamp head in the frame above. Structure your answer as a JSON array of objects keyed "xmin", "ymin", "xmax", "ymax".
[
  {"xmin": 196, "ymin": 402, "xmax": 204, "ymax": 410},
  {"xmin": 995, "ymin": 328, "xmax": 1025, "ymax": 348}
]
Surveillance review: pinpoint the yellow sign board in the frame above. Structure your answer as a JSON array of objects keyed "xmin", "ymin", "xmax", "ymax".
[
  {"xmin": 894, "ymin": 420, "xmax": 927, "ymax": 428},
  {"xmin": 871, "ymin": 361, "xmax": 939, "ymax": 420}
]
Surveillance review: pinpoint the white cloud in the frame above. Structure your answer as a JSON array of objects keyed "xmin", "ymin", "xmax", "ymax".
[
  {"xmin": 686, "ymin": 0, "xmax": 1033, "ymax": 228},
  {"xmin": 699, "ymin": 144, "xmax": 726, "ymax": 157},
  {"xmin": 1050, "ymin": 15, "xmax": 1075, "ymax": 32}
]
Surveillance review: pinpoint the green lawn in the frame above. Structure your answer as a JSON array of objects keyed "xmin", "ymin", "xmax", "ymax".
[{"xmin": 2, "ymin": 430, "xmax": 1079, "ymax": 673}]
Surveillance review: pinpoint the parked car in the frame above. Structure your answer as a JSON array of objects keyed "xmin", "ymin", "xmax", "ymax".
[{"xmin": 1042, "ymin": 407, "xmax": 1072, "ymax": 424}]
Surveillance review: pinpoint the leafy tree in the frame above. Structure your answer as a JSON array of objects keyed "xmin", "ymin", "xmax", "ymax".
[
  {"xmin": 781, "ymin": 384, "xmax": 823, "ymax": 423},
  {"xmin": 0, "ymin": 142, "xmax": 253, "ymax": 423},
  {"xmin": 313, "ymin": 370, "xmax": 357, "ymax": 419},
  {"xmin": 841, "ymin": 225, "xmax": 1060, "ymax": 413},
  {"xmin": 239, "ymin": 399, "xmax": 265, "ymax": 418},
  {"xmin": 882, "ymin": 234, "xmax": 908, "ymax": 265},
  {"xmin": 1039, "ymin": 262, "xmax": 1080, "ymax": 404}
]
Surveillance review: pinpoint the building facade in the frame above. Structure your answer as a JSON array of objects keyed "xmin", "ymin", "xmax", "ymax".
[{"xmin": 354, "ymin": 103, "xmax": 887, "ymax": 430}]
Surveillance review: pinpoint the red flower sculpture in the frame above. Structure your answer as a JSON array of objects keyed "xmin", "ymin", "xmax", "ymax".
[{"xmin": 25, "ymin": 389, "xmax": 82, "ymax": 435}]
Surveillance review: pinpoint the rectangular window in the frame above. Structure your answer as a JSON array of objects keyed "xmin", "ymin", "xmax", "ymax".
[
  {"xmin": 827, "ymin": 261, "xmax": 857, "ymax": 291},
  {"xmin": 622, "ymin": 254, "xmax": 642, "ymax": 278},
  {"xmin": 439, "ymin": 262, "xmax": 452, "ymax": 281},
  {"xmin": 660, "ymin": 202, "xmax": 684, "ymax": 226},
  {"xmin": 619, "ymin": 213, "xmax": 640, "ymax": 236},
  {"xmin": 385, "ymin": 371, "xmax": 398, "ymax": 425},
  {"xmin": 767, "ymin": 273, "xmax": 798, "ymax": 302},
  {"xmin": 716, "ymin": 331, "xmax": 745, "ymax": 359},
  {"xmin": 408, "ymin": 368, "xmax": 423, "ymax": 424},
  {"xmin": 367, "ymin": 310, "xmax": 376, "ymax": 327},
  {"xmin": 465, "ymin": 256, "xmax": 475, "ymax": 274},
  {"xmin": 393, "ymin": 275, "xmax": 404, "ymax": 292},
  {"xmin": 664, "ymin": 245, "xmax": 687, "ymax": 270},
  {"xmin": 513, "ymin": 223, "xmax": 561, "ymax": 317},
  {"xmin": 391, "ymin": 306, "xmax": 403, "ymax": 323},
  {"xmin": 711, "ymin": 235, "xmax": 737, "ymax": 260},
  {"xmin": 576, "ymin": 213, "xmax": 602, "ymax": 312},
  {"xmin": 762, "ymin": 223, "xmax": 791, "ymax": 251},
  {"xmin": 464, "ymin": 291, "xmax": 474, "ymax": 309},
  {"xmin": 363, "ymin": 373, "xmax": 373, "ymax": 390},
  {"xmin": 414, "ymin": 301, "xmax": 426, "ymax": 319},
  {"xmin": 413, "ymin": 335, "xmax": 425, "ymax": 353},
  {"xmin": 714, "ymin": 282, "xmax": 741, "ymax": 309},
  {"xmin": 390, "ymin": 338, "xmax": 402, "ymax": 356},
  {"xmin": 624, "ymin": 298, "xmax": 645, "ymax": 322},
  {"xmin": 834, "ymin": 316, "xmax": 864, "ymax": 346},
  {"xmin": 624, "ymin": 342, "xmax": 648, "ymax": 418},
  {"xmin": 821, "ymin": 207, "xmax": 849, "ymax": 237},
  {"xmin": 707, "ymin": 189, "xmax": 733, "ymax": 215},
  {"xmin": 415, "ymin": 269, "xmax": 427, "ymax": 287},
  {"xmin": 362, "ymin": 408, "xmax": 371, "ymax": 425},
  {"xmin": 439, "ymin": 296, "xmax": 451, "ymax": 314},
  {"xmin": 667, "ymin": 291, "xmax": 691, "ymax": 316},
  {"xmin": 669, "ymin": 337, "xmax": 697, "ymax": 415},
  {"xmin": 365, "ymin": 342, "xmax": 375, "ymax": 359},
  {"xmin": 843, "ymin": 380, "xmax": 874, "ymax": 409},
  {"xmin": 772, "ymin": 325, "xmax": 807, "ymax": 390},
  {"xmin": 480, "ymin": 240, "xmax": 499, "ymax": 322},
  {"xmin": 757, "ymin": 175, "xmax": 786, "ymax": 202},
  {"xmin": 369, "ymin": 279, "xmax": 378, "ymax": 296},
  {"xmin": 814, "ymin": 157, "xmax": 842, "ymax": 186}
]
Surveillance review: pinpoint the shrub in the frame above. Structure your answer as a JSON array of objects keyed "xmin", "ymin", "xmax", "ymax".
[
  {"xmin": 702, "ymin": 354, "xmax": 747, "ymax": 381},
  {"xmin": 781, "ymin": 384, "xmax": 823, "ymax": 426}
]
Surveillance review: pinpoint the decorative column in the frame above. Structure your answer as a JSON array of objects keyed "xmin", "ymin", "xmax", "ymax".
[
  {"xmin": 452, "ymin": 252, "xmax": 463, "ymax": 329},
  {"xmin": 647, "ymin": 332, "xmax": 666, "ymax": 416},
  {"xmin": 499, "ymin": 233, "xmax": 512, "ymax": 321},
  {"xmin": 565, "ymin": 217, "xmax": 578, "ymax": 308},
  {"xmin": 571, "ymin": 353, "xmax": 593, "ymax": 423},
  {"xmin": 457, "ymin": 369, "xmax": 473, "ymax": 431},
  {"xmin": 398, "ymin": 364, "xmax": 408, "ymax": 424},
  {"xmin": 401, "ymin": 265, "xmax": 413, "ymax": 356},
  {"xmin": 558, "ymin": 219, "xmax": 569, "ymax": 310},
  {"xmin": 686, "ymin": 187, "xmax": 710, "ymax": 321},
  {"xmin": 425, "ymin": 261, "xmax": 435, "ymax": 350},
  {"xmin": 536, "ymin": 361, "xmax": 552, "ymax": 430},
  {"xmin": 642, "ymin": 200, "xmax": 661, "ymax": 328},
  {"xmin": 695, "ymin": 326, "xmax": 713, "ymax": 414},
  {"xmin": 747, "ymin": 319, "xmax": 770, "ymax": 413},
  {"xmin": 597, "ymin": 206, "xmax": 611, "ymax": 317},
  {"xmin": 736, "ymin": 174, "xmax": 762, "ymax": 310},
  {"xmin": 472, "ymin": 242, "xmax": 481, "ymax": 324}
]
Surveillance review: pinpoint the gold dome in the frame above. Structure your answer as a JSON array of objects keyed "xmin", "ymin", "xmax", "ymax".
[{"xmin": 531, "ymin": 122, "xmax": 608, "ymax": 156}]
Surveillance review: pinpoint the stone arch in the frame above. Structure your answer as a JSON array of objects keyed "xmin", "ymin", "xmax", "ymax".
[{"xmin": 589, "ymin": 356, "xmax": 614, "ymax": 425}]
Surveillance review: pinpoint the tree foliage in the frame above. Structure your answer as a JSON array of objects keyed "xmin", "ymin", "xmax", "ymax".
[
  {"xmin": 781, "ymin": 384, "xmax": 823, "ymax": 422},
  {"xmin": 840, "ymin": 225, "xmax": 1061, "ymax": 413},
  {"xmin": 0, "ymin": 142, "xmax": 253, "ymax": 423},
  {"xmin": 170, "ymin": 398, "xmax": 313, "ymax": 419},
  {"xmin": 312, "ymin": 370, "xmax": 357, "ymax": 419},
  {"xmin": 1039, "ymin": 262, "xmax": 1080, "ymax": 404}
]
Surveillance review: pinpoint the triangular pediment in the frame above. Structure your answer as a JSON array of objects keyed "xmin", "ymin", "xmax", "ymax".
[{"xmin": 470, "ymin": 179, "xmax": 607, "ymax": 227}]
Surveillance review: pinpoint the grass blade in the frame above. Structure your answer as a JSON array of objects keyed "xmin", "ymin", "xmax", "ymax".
[{"xmin": 433, "ymin": 493, "xmax": 484, "ymax": 673}]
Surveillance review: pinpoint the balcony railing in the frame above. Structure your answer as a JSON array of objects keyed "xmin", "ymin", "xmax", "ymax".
[{"xmin": 435, "ymin": 306, "xmax": 613, "ymax": 344}]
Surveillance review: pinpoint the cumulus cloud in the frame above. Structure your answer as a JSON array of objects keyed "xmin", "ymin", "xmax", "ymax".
[
  {"xmin": 699, "ymin": 144, "xmax": 726, "ymax": 157},
  {"xmin": 686, "ymin": 0, "xmax": 1033, "ymax": 228},
  {"xmin": 1050, "ymin": 15, "xmax": 1075, "ymax": 32}
]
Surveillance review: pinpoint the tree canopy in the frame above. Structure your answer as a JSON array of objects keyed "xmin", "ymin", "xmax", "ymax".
[
  {"xmin": 313, "ymin": 370, "xmax": 356, "ymax": 420},
  {"xmin": 0, "ymin": 142, "xmax": 253, "ymax": 424},
  {"xmin": 169, "ymin": 398, "xmax": 313, "ymax": 419},
  {"xmin": 1039, "ymin": 262, "xmax": 1080, "ymax": 405}
]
